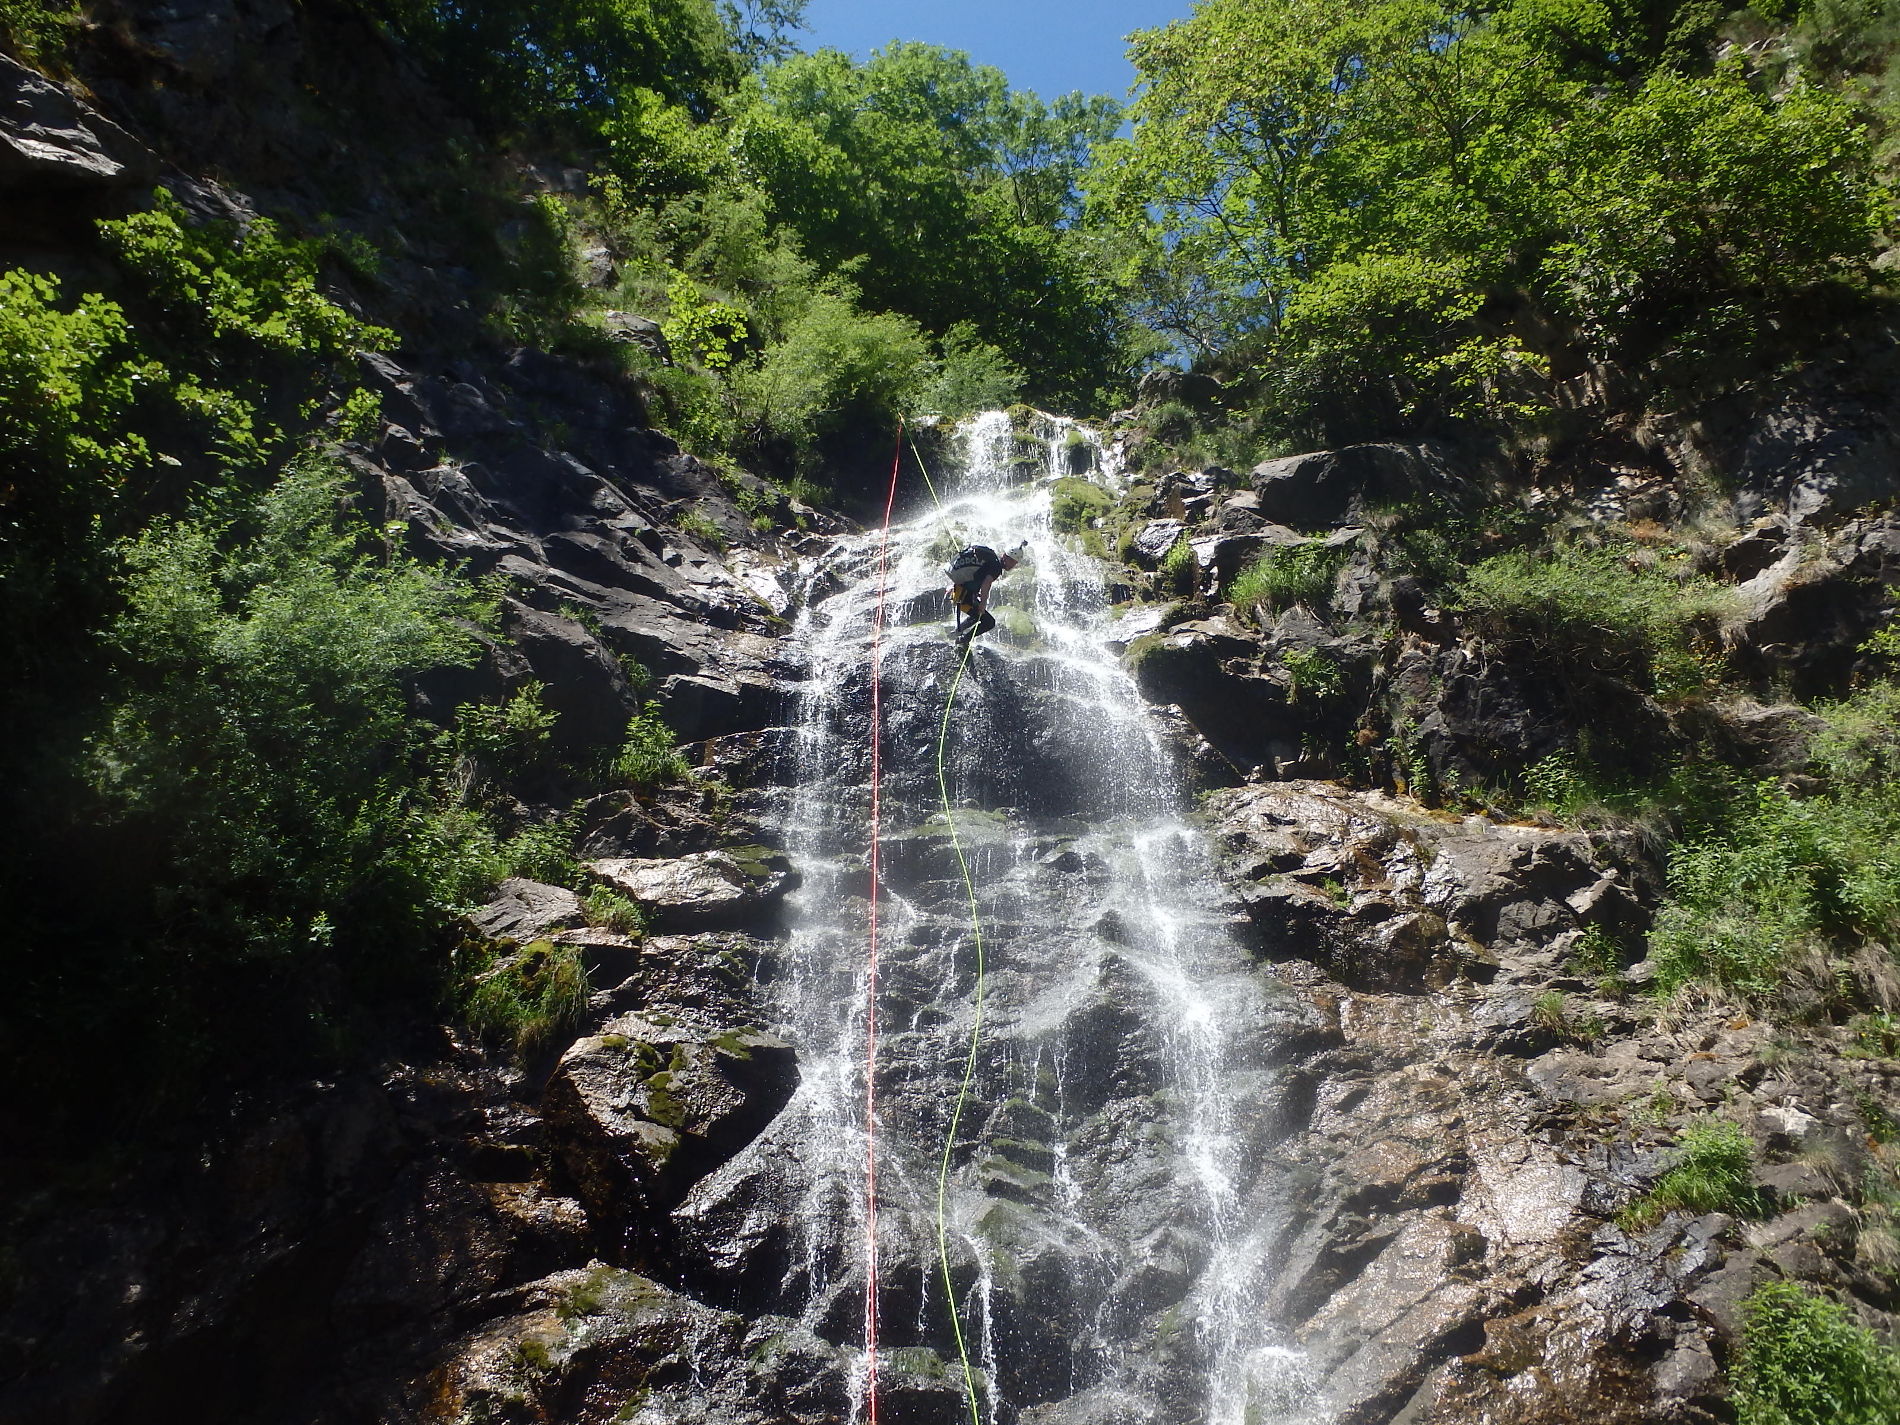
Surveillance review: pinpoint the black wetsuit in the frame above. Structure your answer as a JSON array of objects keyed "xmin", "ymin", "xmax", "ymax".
[{"xmin": 949, "ymin": 545, "xmax": 1004, "ymax": 638}]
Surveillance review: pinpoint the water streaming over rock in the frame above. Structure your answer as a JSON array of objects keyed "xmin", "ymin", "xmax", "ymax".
[{"xmin": 678, "ymin": 413, "xmax": 1326, "ymax": 1425}]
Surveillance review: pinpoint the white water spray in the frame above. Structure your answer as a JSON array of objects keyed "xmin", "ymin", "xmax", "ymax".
[{"xmin": 726, "ymin": 411, "xmax": 1327, "ymax": 1424}]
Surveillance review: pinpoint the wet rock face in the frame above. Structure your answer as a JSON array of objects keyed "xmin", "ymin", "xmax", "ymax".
[{"xmin": 1195, "ymin": 780, "xmax": 1900, "ymax": 1425}]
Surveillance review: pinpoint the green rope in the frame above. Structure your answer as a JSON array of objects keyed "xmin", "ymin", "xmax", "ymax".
[
  {"xmin": 933, "ymin": 631, "xmax": 986, "ymax": 1425},
  {"xmin": 911, "ymin": 436, "xmax": 946, "ymax": 512}
]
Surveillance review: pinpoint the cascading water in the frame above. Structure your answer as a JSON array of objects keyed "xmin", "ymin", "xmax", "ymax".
[{"xmin": 679, "ymin": 412, "xmax": 1326, "ymax": 1425}]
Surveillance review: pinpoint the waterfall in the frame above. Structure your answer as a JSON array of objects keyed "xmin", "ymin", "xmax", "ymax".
[{"xmin": 681, "ymin": 412, "xmax": 1325, "ymax": 1425}]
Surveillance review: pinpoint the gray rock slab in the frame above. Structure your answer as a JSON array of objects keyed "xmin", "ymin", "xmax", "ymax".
[
  {"xmin": 0, "ymin": 55, "xmax": 159, "ymax": 189},
  {"xmin": 468, "ymin": 878, "xmax": 583, "ymax": 943},
  {"xmin": 588, "ymin": 849, "xmax": 792, "ymax": 930}
]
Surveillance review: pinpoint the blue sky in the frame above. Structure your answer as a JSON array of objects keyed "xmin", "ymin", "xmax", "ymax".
[{"xmin": 795, "ymin": 0, "xmax": 1194, "ymax": 103}]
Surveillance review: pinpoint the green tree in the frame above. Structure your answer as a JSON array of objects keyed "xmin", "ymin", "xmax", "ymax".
[
  {"xmin": 371, "ymin": 0, "xmax": 738, "ymax": 130},
  {"xmin": 1544, "ymin": 60, "xmax": 1885, "ymax": 341},
  {"xmin": 1091, "ymin": 0, "xmax": 1886, "ymax": 435},
  {"xmin": 734, "ymin": 42, "xmax": 1126, "ymax": 406}
]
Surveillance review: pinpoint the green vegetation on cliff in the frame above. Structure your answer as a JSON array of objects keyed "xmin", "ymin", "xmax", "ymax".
[{"xmin": 1090, "ymin": 0, "xmax": 1890, "ymax": 444}]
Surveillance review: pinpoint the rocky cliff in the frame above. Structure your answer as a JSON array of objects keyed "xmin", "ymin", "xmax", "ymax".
[{"xmin": 4, "ymin": 5, "xmax": 1900, "ymax": 1425}]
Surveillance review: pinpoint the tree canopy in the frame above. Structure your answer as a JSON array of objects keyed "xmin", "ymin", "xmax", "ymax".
[{"xmin": 1086, "ymin": 0, "xmax": 1890, "ymax": 438}]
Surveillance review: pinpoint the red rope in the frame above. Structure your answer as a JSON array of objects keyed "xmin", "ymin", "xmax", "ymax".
[{"xmin": 863, "ymin": 421, "xmax": 903, "ymax": 1422}]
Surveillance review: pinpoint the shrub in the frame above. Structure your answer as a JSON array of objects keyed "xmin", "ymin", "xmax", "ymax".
[
  {"xmin": 613, "ymin": 702, "xmax": 690, "ymax": 788},
  {"xmin": 1731, "ymin": 1281, "xmax": 1900, "ymax": 1425},
  {"xmin": 1158, "ymin": 537, "xmax": 1199, "ymax": 595},
  {"xmin": 1228, "ymin": 542, "xmax": 1345, "ymax": 617},
  {"xmin": 503, "ymin": 817, "xmax": 580, "ymax": 886},
  {"xmin": 95, "ymin": 461, "xmax": 489, "ymax": 945},
  {"xmin": 465, "ymin": 939, "xmax": 590, "ymax": 1059},
  {"xmin": 1146, "ymin": 399, "xmax": 1196, "ymax": 445},
  {"xmin": 1618, "ymin": 1118, "xmax": 1767, "ymax": 1228},
  {"xmin": 0, "ymin": 0, "xmax": 78, "ymax": 63},
  {"xmin": 1281, "ymin": 645, "xmax": 1343, "ymax": 702},
  {"xmin": 0, "ymin": 271, "xmax": 148, "ymax": 529},
  {"xmin": 920, "ymin": 321, "xmax": 1024, "ymax": 417},
  {"xmin": 101, "ymin": 191, "xmax": 392, "ymax": 363},
  {"xmin": 1547, "ymin": 63, "xmax": 1884, "ymax": 346},
  {"xmin": 1813, "ymin": 679, "xmax": 1900, "ymax": 785},
  {"xmin": 17, "ymin": 458, "xmax": 503, "ymax": 1109},
  {"xmin": 1847, "ymin": 1011, "xmax": 1900, "ymax": 1060},
  {"xmin": 1650, "ymin": 780, "xmax": 1900, "ymax": 999},
  {"xmin": 635, "ymin": 356, "xmax": 738, "ymax": 456},
  {"xmin": 677, "ymin": 508, "xmax": 728, "ymax": 550},
  {"xmin": 582, "ymin": 885, "xmax": 648, "ymax": 936},
  {"xmin": 369, "ymin": 0, "xmax": 736, "ymax": 134},
  {"xmin": 660, "ymin": 271, "xmax": 750, "ymax": 371},
  {"xmin": 1266, "ymin": 252, "xmax": 1544, "ymax": 438},
  {"xmin": 456, "ymin": 682, "xmax": 559, "ymax": 769},
  {"xmin": 1458, "ymin": 543, "xmax": 1727, "ymax": 693},
  {"xmin": 732, "ymin": 284, "xmax": 931, "ymax": 450}
]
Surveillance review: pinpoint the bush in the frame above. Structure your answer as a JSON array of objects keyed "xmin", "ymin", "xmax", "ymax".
[
  {"xmin": 0, "ymin": 271, "xmax": 148, "ymax": 532},
  {"xmin": 1267, "ymin": 252, "xmax": 1544, "ymax": 439},
  {"xmin": 1813, "ymin": 679, "xmax": 1900, "ymax": 785},
  {"xmin": 86, "ymin": 458, "xmax": 490, "ymax": 1006},
  {"xmin": 1618, "ymin": 1118, "xmax": 1768, "ymax": 1228},
  {"xmin": 1458, "ymin": 543, "xmax": 1728, "ymax": 693},
  {"xmin": 582, "ymin": 884, "xmax": 648, "ymax": 936},
  {"xmin": 464, "ymin": 939, "xmax": 590, "ymax": 1058},
  {"xmin": 677, "ymin": 508, "xmax": 728, "ymax": 550},
  {"xmin": 0, "ymin": 0, "xmax": 78, "ymax": 63},
  {"xmin": 1158, "ymin": 537, "xmax": 1199, "ymax": 595},
  {"xmin": 1281, "ymin": 645, "xmax": 1343, "ymax": 702},
  {"xmin": 613, "ymin": 702, "xmax": 690, "ymax": 788},
  {"xmin": 503, "ymin": 817, "xmax": 580, "ymax": 885},
  {"xmin": 369, "ymin": 0, "xmax": 737, "ymax": 135},
  {"xmin": 1547, "ymin": 63, "xmax": 1884, "ymax": 346},
  {"xmin": 102, "ymin": 191, "xmax": 391, "ymax": 364},
  {"xmin": 733, "ymin": 284, "xmax": 932, "ymax": 451},
  {"xmin": 1650, "ymin": 780, "xmax": 1900, "ymax": 1000},
  {"xmin": 1732, "ymin": 1281, "xmax": 1900, "ymax": 1425},
  {"xmin": 1228, "ymin": 542, "xmax": 1346, "ymax": 617},
  {"xmin": 920, "ymin": 321, "xmax": 1024, "ymax": 417},
  {"xmin": 456, "ymin": 682, "xmax": 559, "ymax": 769}
]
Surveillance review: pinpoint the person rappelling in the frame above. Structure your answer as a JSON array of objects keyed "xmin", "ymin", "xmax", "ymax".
[{"xmin": 945, "ymin": 541, "xmax": 1024, "ymax": 644}]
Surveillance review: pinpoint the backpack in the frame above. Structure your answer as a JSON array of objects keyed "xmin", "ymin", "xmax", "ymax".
[{"xmin": 947, "ymin": 544, "xmax": 1000, "ymax": 587}]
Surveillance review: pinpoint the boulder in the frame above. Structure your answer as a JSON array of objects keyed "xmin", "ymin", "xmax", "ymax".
[
  {"xmin": 1125, "ymin": 620, "xmax": 1296, "ymax": 771},
  {"xmin": 429, "ymin": 1270, "xmax": 854, "ymax": 1425},
  {"xmin": 1732, "ymin": 398, "xmax": 1900, "ymax": 525},
  {"xmin": 0, "ymin": 55, "xmax": 159, "ymax": 191},
  {"xmin": 1187, "ymin": 526, "xmax": 1305, "ymax": 589},
  {"xmin": 1127, "ymin": 519, "xmax": 1187, "ymax": 567},
  {"xmin": 1249, "ymin": 444, "xmax": 1451, "ymax": 530},
  {"xmin": 588, "ymin": 848, "xmax": 794, "ymax": 930},
  {"xmin": 543, "ymin": 1016, "xmax": 798, "ymax": 1230},
  {"xmin": 602, "ymin": 310, "xmax": 671, "ymax": 358},
  {"xmin": 468, "ymin": 878, "xmax": 583, "ymax": 943}
]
